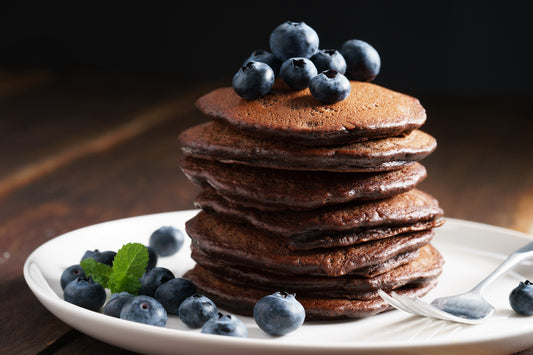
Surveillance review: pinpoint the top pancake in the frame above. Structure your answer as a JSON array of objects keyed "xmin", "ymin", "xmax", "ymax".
[{"xmin": 195, "ymin": 81, "xmax": 427, "ymax": 146}]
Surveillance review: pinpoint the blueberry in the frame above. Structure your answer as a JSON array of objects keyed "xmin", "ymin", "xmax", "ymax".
[
  {"xmin": 154, "ymin": 277, "xmax": 197, "ymax": 315},
  {"xmin": 60, "ymin": 264, "xmax": 86, "ymax": 290},
  {"xmin": 63, "ymin": 276, "xmax": 106, "ymax": 311},
  {"xmin": 509, "ymin": 280, "xmax": 533, "ymax": 315},
  {"xmin": 201, "ymin": 312, "xmax": 248, "ymax": 337},
  {"xmin": 340, "ymin": 39, "xmax": 381, "ymax": 82},
  {"xmin": 253, "ymin": 291, "xmax": 305, "ymax": 336},
  {"xmin": 120, "ymin": 295, "xmax": 167, "ymax": 327},
  {"xmin": 104, "ymin": 292, "xmax": 135, "ymax": 318},
  {"xmin": 81, "ymin": 249, "xmax": 116, "ymax": 266},
  {"xmin": 310, "ymin": 49, "xmax": 347, "ymax": 74},
  {"xmin": 146, "ymin": 246, "xmax": 158, "ymax": 271},
  {"xmin": 309, "ymin": 69, "xmax": 351, "ymax": 104},
  {"xmin": 232, "ymin": 61, "xmax": 275, "ymax": 100},
  {"xmin": 138, "ymin": 267, "xmax": 175, "ymax": 297},
  {"xmin": 149, "ymin": 226, "xmax": 184, "ymax": 257},
  {"xmin": 279, "ymin": 57, "xmax": 318, "ymax": 91},
  {"xmin": 244, "ymin": 49, "xmax": 282, "ymax": 76},
  {"xmin": 178, "ymin": 294, "xmax": 218, "ymax": 328},
  {"xmin": 269, "ymin": 21, "xmax": 319, "ymax": 61}
]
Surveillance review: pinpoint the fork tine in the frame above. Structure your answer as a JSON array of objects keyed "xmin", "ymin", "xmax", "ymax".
[
  {"xmin": 380, "ymin": 290, "xmax": 487, "ymax": 324},
  {"xmin": 377, "ymin": 290, "xmax": 419, "ymax": 315},
  {"xmin": 395, "ymin": 292, "xmax": 458, "ymax": 320},
  {"xmin": 378, "ymin": 290, "xmax": 412, "ymax": 313},
  {"xmin": 390, "ymin": 291, "xmax": 436, "ymax": 317}
]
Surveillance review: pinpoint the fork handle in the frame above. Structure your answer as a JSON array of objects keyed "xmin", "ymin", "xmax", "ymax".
[{"xmin": 471, "ymin": 240, "xmax": 533, "ymax": 295}]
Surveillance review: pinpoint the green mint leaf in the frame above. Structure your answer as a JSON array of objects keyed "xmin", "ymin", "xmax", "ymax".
[
  {"xmin": 107, "ymin": 243, "xmax": 148, "ymax": 294},
  {"xmin": 80, "ymin": 258, "xmax": 112, "ymax": 288},
  {"xmin": 114, "ymin": 274, "xmax": 142, "ymax": 296}
]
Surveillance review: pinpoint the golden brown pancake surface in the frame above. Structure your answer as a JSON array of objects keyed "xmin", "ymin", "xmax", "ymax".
[{"xmin": 195, "ymin": 81, "xmax": 426, "ymax": 146}]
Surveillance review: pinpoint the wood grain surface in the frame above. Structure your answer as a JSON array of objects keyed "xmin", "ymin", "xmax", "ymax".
[{"xmin": 1, "ymin": 70, "xmax": 532, "ymax": 354}]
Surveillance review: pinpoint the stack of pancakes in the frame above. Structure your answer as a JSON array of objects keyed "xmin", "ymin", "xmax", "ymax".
[{"xmin": 178, "ymin": 81, "xmax": 445, "ymax": 320}]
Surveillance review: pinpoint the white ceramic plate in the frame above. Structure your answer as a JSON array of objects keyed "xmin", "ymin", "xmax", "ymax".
[{"xmin": 24, "ymin": 210, "xmax": 533, "ymax": 354}]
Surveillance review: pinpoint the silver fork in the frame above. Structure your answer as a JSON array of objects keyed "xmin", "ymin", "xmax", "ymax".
[{"xmin": 378, "ymin": 241, "xmax": 533, "ymax": 324}]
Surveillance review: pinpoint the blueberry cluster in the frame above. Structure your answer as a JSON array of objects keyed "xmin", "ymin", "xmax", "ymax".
[
  {"xmin": 232, "ymin": 21, "xmax": 381, "ymax": 104},
  {"xmin": 62, "ymin": 224, "xmax": 307, "ymax": 336},
  {"xmin": 61, "ymin": 225, "xmax": 186, "ymax": 327}
]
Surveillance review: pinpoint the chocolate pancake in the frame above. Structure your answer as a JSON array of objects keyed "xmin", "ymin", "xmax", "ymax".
[
  {"xmin": 191, "ymin": 244, "xmax": 420, "ymax": 279},
  {"xmin": 186, "ymin": 211, "xmax": 434, "ymax": 277},
  {"xmin": 184, "ymin": 265, "xmax": 439, "ymax": 320},
  {"xmin": 178, "ymin": 121, "xmax": 437, "ymax": 172},
  {"xmin": 194, "ymin": 81, "xmax": 427, "ymax": 146},
  {"xmin": 181, "ymin": 156, "xmax": 427, "ymax": 211},
  {"xmin": 192, "ymin": 244, "xmax": 443, "ymax": 300},
  {"xmin": 287, "ymin": 219, "xmax": 445, "ymax": 250},
  {"xmin": 195, "ymin": 187, "xmax": 443, "ymax": 238}
]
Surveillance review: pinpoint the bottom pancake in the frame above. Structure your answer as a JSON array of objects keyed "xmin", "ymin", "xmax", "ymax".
[
  {"xmin": 192, "ymin": 244, "xmax": 443, "ymax": 300},
  {"xmin": 184, "ymin": 264, "xmax": 439, "ymax": 320}
]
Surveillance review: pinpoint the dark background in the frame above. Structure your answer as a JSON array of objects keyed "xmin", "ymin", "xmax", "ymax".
[{"xmin": 1, "ymin": 1, "xmax": 533, "ymax": 98}]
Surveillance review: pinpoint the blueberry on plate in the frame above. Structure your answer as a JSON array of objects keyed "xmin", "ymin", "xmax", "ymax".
[
  {"xmin": 60, "ymin": 264, "xmax": 86, "ymax": 290},
  {"xmin": 232, "ymin": 61, "xmax": 275, "ymax": 100},
  {"xmin": 269, "ymin": 21, "xmax": 319, "ymax": 61},
  {"xmin": 149, "ymin": 226, "xmax": 184, "ymax": 257},
  {"xmin": 201, "ymin": 312, "xmax": 248, "ymax": 337},
  {"xmin": 138, "ymin": 267, "xmax": 175, "ymax": 298},
  {"xmin": 310, "ymin": 49, "xmax": 347, "ymax": 74},
  {"xmin": 104, "ymin": 292, "xmax": 135, "ymax": 318},
  {"xmin": 309, "ymin": 69, "xmax": 351, "ymax": 104},
  {"xmin": 253, "ymin": 291, "xmax": 305, "ymax": 336},
  {"xmin": 178, "ymin": 294, "xmax": 218, "ymax": 328},
  {"xmin": 63, "ymin": 276, "xmax": 106, "ymax": 311},
  {"xmin": 244, "ymin": 49, "xmax": 282, "ymax": 76},
  {"xmin": 120, "ymin": 295, "xmax": 167, "ymax": 327},
  {"xmin": 340, "ymin": 39, "xmax": 381, "ymax": 82},
  {"xmin": 279, "ymin": 57, "xmax": 317, "ymax": 91},
  {"xmin": 81, "ymin": 249, "xmax": 116, "ymax": 266},
  {"xmin": 154, "ymin": 277, "xmax": 197, "ymax": 315},
  {"xmin": 509, "ymin": 280, "xmax": 533, "ymax": 315}
]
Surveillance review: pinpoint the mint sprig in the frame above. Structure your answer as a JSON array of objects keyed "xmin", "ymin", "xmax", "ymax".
[{"xmin": 80, "ymin": 243, "xmax": 148, "ymax": 295}]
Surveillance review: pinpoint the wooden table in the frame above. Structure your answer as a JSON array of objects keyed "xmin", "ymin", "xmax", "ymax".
[{"xmin": 1, "ymin": 69, "xmax": 532, "ymax": 354}]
